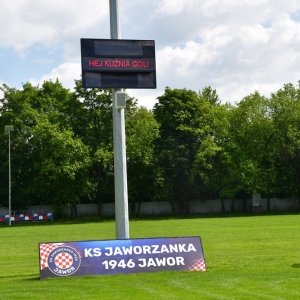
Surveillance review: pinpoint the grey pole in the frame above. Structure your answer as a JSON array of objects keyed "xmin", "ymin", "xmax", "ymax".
[
  {"xmin": 8, "ymin": 130, "xmax": 11, "ymax": 226},
  {"xmin": 109, "ymin": 0, "xmax": 130, "ymax": 239},
  {"xmin": 5, "ymin": 125, "xmax": 13, "ymax": 226},
  {"xmin": 109, "ymin": 0, "xmax": 120, "ymax": 39}
]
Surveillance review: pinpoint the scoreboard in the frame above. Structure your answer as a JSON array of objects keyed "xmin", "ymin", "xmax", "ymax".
[{"xmin": 81, "ymin": 39, "xmax": 156, "ymax": 89}]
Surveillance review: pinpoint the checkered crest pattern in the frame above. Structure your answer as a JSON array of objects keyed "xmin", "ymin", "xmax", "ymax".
[
  {"xmin": 54, "ymin": 252, "xmax": 73, "ymax": 269},
  {"xmin": 40, "ymin": 243, "xmax": 65, "ymax": 270},
  {"xmin": 188, "ymin": 258, "xmax": 207, "ymax": 271}
]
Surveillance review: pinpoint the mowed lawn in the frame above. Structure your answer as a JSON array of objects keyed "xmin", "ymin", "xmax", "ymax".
[{"xmin": 0, "ymin": 214, "xmax": 300, "ymax": 300}]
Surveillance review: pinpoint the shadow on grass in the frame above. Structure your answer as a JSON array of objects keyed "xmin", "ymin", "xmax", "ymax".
[
  {"xmin": 0, "ymin": 274, "xmax": 40, "ymax": 280},
  {"xmin": 25, "ymin": 276, "xmax": 40, "ymax": 281},
  {"xmin": 291, "ymin": 263, "xmax": 300, "ymax": 268}
]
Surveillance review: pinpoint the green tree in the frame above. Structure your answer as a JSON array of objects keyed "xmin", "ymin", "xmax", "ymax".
[
  {"xmin": 126, "ymin": 106, "xmax": 160, "ymax": 216},
  {"xmin": 191, "ymin": 89, "xmax": 234, "ymax": 211},
  {"xmin": 70, "ymin": 80, "xmax": 114, "ymax": 214},
  {"xmin": 269, "ymin": 83, "xmax": 300, "ymax": 208},
  {"xmin": 228, "ymin": 91, "xmax": 277, "ymax": 207},
  {"xmin": 30, "ymin": 116, "xmax": 91, "ymax": 214},
  {"xmin": 0, "ymin": 82, "xmax": 45, "ymax": 208},
  {"xmin": 153, "ymin": 87, "xmax": 213, "ymax": 213},
  {"xmin": 71, "ymin": 80, "xmax": 142, "ymax": 214},
  {"xmin": 0, "ymin": 80, "xmax": 92, "ymax": 212}
]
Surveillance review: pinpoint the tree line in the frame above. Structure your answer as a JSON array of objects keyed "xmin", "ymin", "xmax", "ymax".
[{"xmin": 1, "ymin": 79, "xmax": 300, "ymax": 215}]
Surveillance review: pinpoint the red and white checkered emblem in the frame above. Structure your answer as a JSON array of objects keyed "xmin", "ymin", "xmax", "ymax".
[
  {"xmin": 54, "ymin": 252, "xmax": 73, "ymax": 269},
  {"xmin": 42, "ymin": 245, "xmax": 81, "ymax": 277},
  {"xmin": 39, "ymin": 243, "xmax": 64, "ymax": 270},
  {"xmin": 188, "ymin": 258, "xmax": 207, "ymax": 271}
]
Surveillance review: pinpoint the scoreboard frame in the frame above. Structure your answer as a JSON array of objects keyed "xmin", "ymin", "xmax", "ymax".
[{"xmin": 81, "ymin": 39, "xmax": 156, "ymax": 89}]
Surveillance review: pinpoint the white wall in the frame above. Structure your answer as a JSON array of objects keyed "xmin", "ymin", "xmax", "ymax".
[
  {"xmin": 0, "ymin": 198, "xmax": 298, "ymax": 217},
  {"xmin": 62, "ymin": 198, "xmax": 298, "ymax": 217}
]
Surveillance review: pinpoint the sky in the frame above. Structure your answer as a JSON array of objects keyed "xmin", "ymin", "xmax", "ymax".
[{"xmin": 1, "ymin": 0, "xmax": 300, "ymax": 109}]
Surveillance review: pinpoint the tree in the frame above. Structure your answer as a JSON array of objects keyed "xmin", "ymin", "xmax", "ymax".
[
  {"xmin": 228, "ymin": 91, "xmax": 277, "ymax": 207},
  {"xmin": 125, "ymin": 106, "xmax": 160, "ymax": 216},
  {"xmin": 0, "ymin": 82, "xmax": 47, "ymax": 208},
  {"xmin": 191, "ymin": 88, "xmax": 234, "ymax": 211},
  {"xmin": 153, "ymin": 87, "xmax": 212, "ymax": 213},
  {"xmin": 71, "ymin": 80, "xmax": 143, "ymax": 214},
  {"xmin": 69, "ymin": 80, "xmax": 114, "ymax": 214},
  {"xmin": 0, "ymin": 80, "xmax": 92, "ymax": 212},
  {"xmin": 30, "ymin": 116, "xmax": 91, "ymax": 213},
  {"xmin": 269, "ymin": 83, "xmax": 300, "ymax": 208}
]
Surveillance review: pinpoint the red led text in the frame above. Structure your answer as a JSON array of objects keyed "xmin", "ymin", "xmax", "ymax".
[{"xmin": 88, "ymin": 59, "xmax": 150, "ymax": 69}]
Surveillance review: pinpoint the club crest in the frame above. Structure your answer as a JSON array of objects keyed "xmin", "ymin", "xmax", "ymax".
[{"xmin": 47, "ymin": 246, "xmax": 81, "ymax": 276}]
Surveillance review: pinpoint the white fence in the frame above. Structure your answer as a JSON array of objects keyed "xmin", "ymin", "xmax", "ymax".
[
  {"xmin": 63, "ymin": 198, "xmax": 298, "ymax": 216},
  {"xmin": 0, "ymin": 198, "xmax": 298, "ymax": 218}
]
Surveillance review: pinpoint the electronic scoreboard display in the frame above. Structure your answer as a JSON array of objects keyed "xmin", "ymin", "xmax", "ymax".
[{"xmin": 81, "ymin": 39, "xmax": 156, "ymax": 89}]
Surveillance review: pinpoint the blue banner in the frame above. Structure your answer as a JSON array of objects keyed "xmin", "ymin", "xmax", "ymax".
[{"xmin": 39, "ymin": 237, "xmax": 206, "ymax": 279}]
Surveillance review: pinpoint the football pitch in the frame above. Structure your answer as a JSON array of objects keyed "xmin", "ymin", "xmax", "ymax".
[{"xmin": 1, "ymin": 214, "xmax": 299, "ymax": 299}]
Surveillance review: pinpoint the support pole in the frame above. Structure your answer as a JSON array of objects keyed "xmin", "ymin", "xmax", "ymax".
[
  {"xmin": 8, "ymin": 130, "xmax": 11, "ymax": 226},
  {"xmin": 109, "ymin": 0, "xmax": 129, "ymax": 239},
  {"xmin": 4, "ymin": 125, "xmax": 13, "ymax": 226}
]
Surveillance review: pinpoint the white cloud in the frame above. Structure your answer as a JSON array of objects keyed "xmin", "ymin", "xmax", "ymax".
[
  {"xmin": 217, "ymin": 81, "xmax": 288, "ymax": 104},
  {"xmin": 149, "ymin": 2, "xmax": 300, "ymax": 104},
  {"xmin": 1, "ymin": 0, "xmax": 300, "ymax": 109},
  {"xmin": 157, "ymin": 39, "xmax": 226, "ymax": 78},
  {"xmin": 154, "ymin": 0, "xmax": 186, "ymax": 16},
  {"xmin": 29, "ymin": 63, "xmax": 81, "ymax": 91},
  {"xmin": 129, "ymin": 89, "xmax": 161, "ymax": 109},
  {"xmin": 0, "ymin": 0, "xmax": 109, "ymax": 58}
]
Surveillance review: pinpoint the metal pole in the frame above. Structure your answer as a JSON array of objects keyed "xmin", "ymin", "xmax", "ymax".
[
  {"xmin": 109, "ymin": 0, "xmax": 129, "ymax": 239},
  {"xmin": 8, "ymin": 131, "xmax": 11, "ymax": 226},
  {"xmin": 109, "ymin": 0, "xmax": 120, "ymax": 40}
]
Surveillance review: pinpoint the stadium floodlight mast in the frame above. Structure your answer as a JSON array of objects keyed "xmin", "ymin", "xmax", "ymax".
[
  {"xmin": 109, "ymin": 0, "xmax": 130, "ymax": 239},
  {"xmin": 4, "ymin": 125, "xmax": 14, "ymax": 226}
]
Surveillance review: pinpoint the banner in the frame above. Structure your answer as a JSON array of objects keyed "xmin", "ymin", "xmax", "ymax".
[{"xmin": 39, "ymin": 236, "xmax": 206, "ymax": 279}]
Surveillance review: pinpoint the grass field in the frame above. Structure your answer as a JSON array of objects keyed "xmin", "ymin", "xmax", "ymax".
[{"xmin": 1, "ymin": 214, "xmax": 300, "ymax": 299}]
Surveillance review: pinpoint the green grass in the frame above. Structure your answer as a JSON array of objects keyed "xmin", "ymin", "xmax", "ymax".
[{"xmin": 1, "ymin": 214, "xmax": 300, "ymax": 299}]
